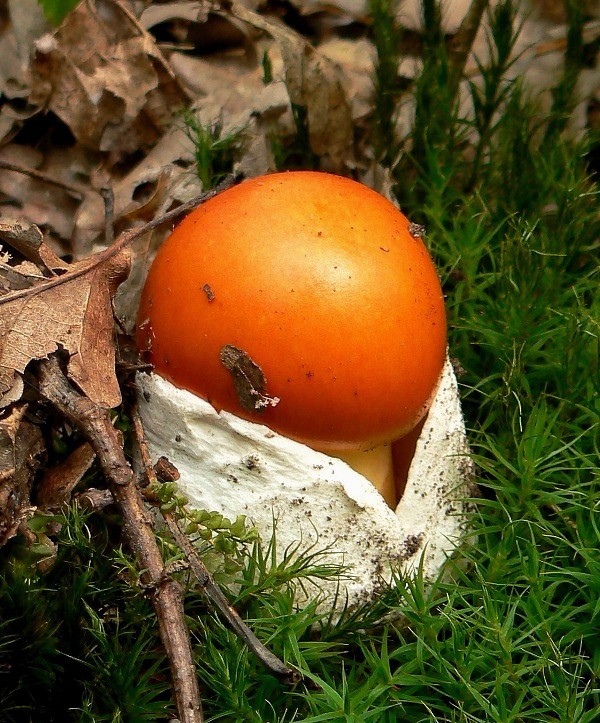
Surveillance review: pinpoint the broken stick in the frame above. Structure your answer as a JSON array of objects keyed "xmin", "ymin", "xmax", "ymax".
[
  {"xmin": 37, "ymin": 355, "xmax": 204, "ymax": 723},
  {"xmin": 132, "ymin": 406, "xmax": 299, "ymax": 686}
]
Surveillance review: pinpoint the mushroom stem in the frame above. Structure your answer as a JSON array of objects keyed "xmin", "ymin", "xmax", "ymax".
[{"xmin": 332, "ymin": 445, "xmax": 396, "ymax": 509}]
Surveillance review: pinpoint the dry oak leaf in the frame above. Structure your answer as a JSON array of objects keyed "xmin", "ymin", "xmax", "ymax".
[
  {"xmin": 29, "ymin": 0, "xmax": 189, "ymax": 158},
  {"xmin": 0, "ymin": 144, "xmax": 84, "ymax": 247},
  {"xmin": 227, "ymin": 2, "xmax": 353, "ymax": 169},
  {"xmin": 0, "ymin": 233, "xmax": 131, "ymax": 409}
]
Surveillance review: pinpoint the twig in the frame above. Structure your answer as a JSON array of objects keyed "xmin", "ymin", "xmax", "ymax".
[
  {"xmin": 165, "ymin": 511, "xmax": 299, "ymax": 684},
  {"xmin": 101, "ymin": 187, "xmax": 116, "ymax": 246},
  {"xmin": 37, "ymin": 355, "xmax": 203, "ymax": 723},
  {"xmin": 0, "ymin": 174, "xmax": 238, "ymax": 307},
  {"xmin": 0, "ymin": 160, "xmax": 88, "ymax": 199},
  {"xmin": 132, "ymin": 406, "xmax": 300, "ymax": 686},
  {"xmin": 75, "ymin": 472, "xmax": 298, "ymax": 683},
  {"xmin": 76, "ymin": 487, "xmax": 115, "ymax": 511}
]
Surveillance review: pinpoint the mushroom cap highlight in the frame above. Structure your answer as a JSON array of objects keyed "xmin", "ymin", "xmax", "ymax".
[{"xmin": 136, "ymin": 171, "xmax": 447, "ymax": 452}]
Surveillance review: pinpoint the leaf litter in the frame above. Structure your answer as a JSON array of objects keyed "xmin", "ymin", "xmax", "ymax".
[{"xmin": 0, "ymin": 218, "xmax": 131, "ymax": 409}]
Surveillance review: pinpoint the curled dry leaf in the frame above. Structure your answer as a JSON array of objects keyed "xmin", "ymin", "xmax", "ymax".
[
  {"xmin": 227, "ymin": 2, "xmax": 353, "ymax": 169},
  {"xmin": 36, "ymin": 442, "xmax": 96, "ymax": 508},
  {"xmin": 138, "ymin": 1, "xmax": 212, "ymax": 30},
  {"xmin": 0, "ymin": 227, "xmax": 131, "ymax": 409},
  {"xmin": 0, "ymin": 257, "xmax": 46, "ymax": 294},
  {"xmin": 74, "ymin": 127, "xmax": 208, "ymax": 323},
  {"xmin": 168, "ymin": 47, "xmax": 291, "ymax": 180},
  {"xmin": 0, "ymin": 144, "xmax": 85, "ymax": 248},
  {"xmin": 29, "ymin": 0, "xmax": 189, "ymax": 158},
  {"xmin": 73, "ymin": 125, "xmax": 202, "ymax": 256},
  {"xmin": 0, "ymin": 219, "xmax": 69, "ymax": 274},
  {"xmin": 286, "ymin": 0, "xmax": 368, "ymax": 23},
  {"xmin": 318, "ymin": 38, "xmax": 376, "ymax": 123},
  {"xmin": 0, "ymin": 0, "xmax": 48, "ymax": 143}
]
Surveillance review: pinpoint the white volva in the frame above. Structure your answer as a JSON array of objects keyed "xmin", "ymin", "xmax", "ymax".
[{"xmin": 136, "ymin": 355, "xmax": 475, "ymax": 613}]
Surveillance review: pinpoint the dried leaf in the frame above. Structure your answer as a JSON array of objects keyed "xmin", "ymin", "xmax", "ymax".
[
  {"xmin": 169, "ymin": 47, "xmax": 290, "ymax": 180},
  {"xmin": 139, "ymin": 1, "xmax": 212, "ymax": 28},
  {"xmin": 0, "ymin": 0, "xmax": 49, "ymax": 99},
  {"xmin": 0, "ymin": 258, "xmax": 46, "ymax": 294},
  {"xmin": 0, "ymin": 143, "xmax": 88, "ymax": 250},
  {"xmin": 220, "ymin": 344, "xmax": 280, "ymax": 412},
  {"xmin": 287, "ymin": 0, "xmax": 368, "ymax": 22},
  {"xmin": 74, "ymin": 129, "xmax": 204, "ymax": 322},
  {"xmin": 113, "ymin": 230, "xmax": 161, "ymax": 333},
  {"xmin": 0, "ymin": 245, "xmax": 131, "ymax": 408},
  {"xmin": 37, "ymin": 441, "xmax": 96, "ymax": 507},
  {"xmin": 0, "ymin": 219, "xmax": 69, "ymax": 273},
  {"xmin": 29, "ymin": 0, "xmax": 189, "ymax": 158},
  {"xmin": 228, "ymin": 2, "xmax": 353, "ymax": 168},
  {"xmin": 73, "ymin": 124, "xmax": 201, "ymax": 256},
  {"xmin": 319, "ymin": 38, "xmax": 376, "ymax": 122}
]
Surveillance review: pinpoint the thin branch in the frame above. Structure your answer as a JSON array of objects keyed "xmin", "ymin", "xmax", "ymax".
[
  {"xmin": 37, "ymin": 355, "xmax": 203, "ymax": 723},
  {"xmin": 76, "ymin": 487, "xmax": 115, "ymax": 511},
  {"xmin": 132, "ymin": 406, "xmax": 300, "ymax": 686},
  {"xmin": 0, "ymin": 160, "xmax": 88, "ymax": 199},
  {"xmin": 0, "ymin": 174, "xmax": 237, "ymax": 307},
  {"xmin": 166, "ymin": 512, "xmax": 299, "ymax": 684},
  {"xmin": 101, "ymin": 186, "xmax": 116, "ymax": 246}
]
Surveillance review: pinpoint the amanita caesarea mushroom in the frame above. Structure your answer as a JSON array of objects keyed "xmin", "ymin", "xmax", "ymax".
[
  {"xmin": 136, "ymin": 172, "xmax": 447, "ymax": 509},
  {"xmin": 135, "ymin": 172, "xmax": 474, "ymax": 612}
]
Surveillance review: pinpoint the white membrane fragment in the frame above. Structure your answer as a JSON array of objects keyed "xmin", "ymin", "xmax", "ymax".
[{"xmin": 136, "ymin": 356, "xmax": 475, "ymax": 613}]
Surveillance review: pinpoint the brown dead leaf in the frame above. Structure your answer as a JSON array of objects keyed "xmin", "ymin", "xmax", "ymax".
[
  {"xmin": 0, "ymin": 403, "xmax": 45, "ymax": 546},
  {"xmin": 73, "ymin": 127, "xmax": 204, "ymax": 314},
  {"xmin": 29, "ymin": 0, "xmax": 189, "ymax": 159},
  {"xmin": 37, "ymin": 441, "xmax": 96, "ymax": 508},
  {"xmin": 168, "ymin": 47, "xmax": 290, "ymax": 180},
  {"xmin": 0, "ymin": 237, "xmax": 131, "ymax": 408},
  {"xmin": 0, "ymin": 144, "xmax": 83, "ymax": 249},
  {"xmin": 220, "ymin": 344, "xmax": 280, "ymax": 412},
  {"xmin": 112, "ymin": 230, "xmax": 160, "ymax": 333},
  {"xmin": 0, "ymin": 257, "xmax": 46, "ymax": 294},
  {"xmin": 0, "ymin": 219, "xmax": 69, "ymax": 273},
  {"xmin": 228, "ymin": 3, "xmax": 353, "ymax": 169},
  {"xmin": 319, "ymin": 38, "xmax": 376, "ymax": 123},
  {"xmin": 0, "ymin": 240, "xmax": 46, "ymax": 296},
  {"xmin": 169, "ymin": 45, "xmax": 291, "ymax": 130},
  {"xmin": 139, "ymin": 1, "xmax": 212, "ymax": 30},
  {"xmin": 0, "ymin": 218, "xmax": 67, "ymax": 298},
  {"xmin": 73, "ymin": 124, "xmax": 201, "ymax": 256},
  {"xmin": 0, "ymin": 0, "xmax": 49, "ymax": 143}
]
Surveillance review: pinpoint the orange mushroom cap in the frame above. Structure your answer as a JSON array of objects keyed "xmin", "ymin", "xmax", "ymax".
[{"xmin": 136, "ymin": 171, "xmax": 447, "ymax": 453}]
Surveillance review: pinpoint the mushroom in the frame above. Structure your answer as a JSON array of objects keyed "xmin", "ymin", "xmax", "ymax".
[
  {"xmin": 136, "ymin": 172, "xmax": 447, "ymax": 508},
  {"xmin": 136, "ymin": 356, "xmax": 474, "ymax": 615}
]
